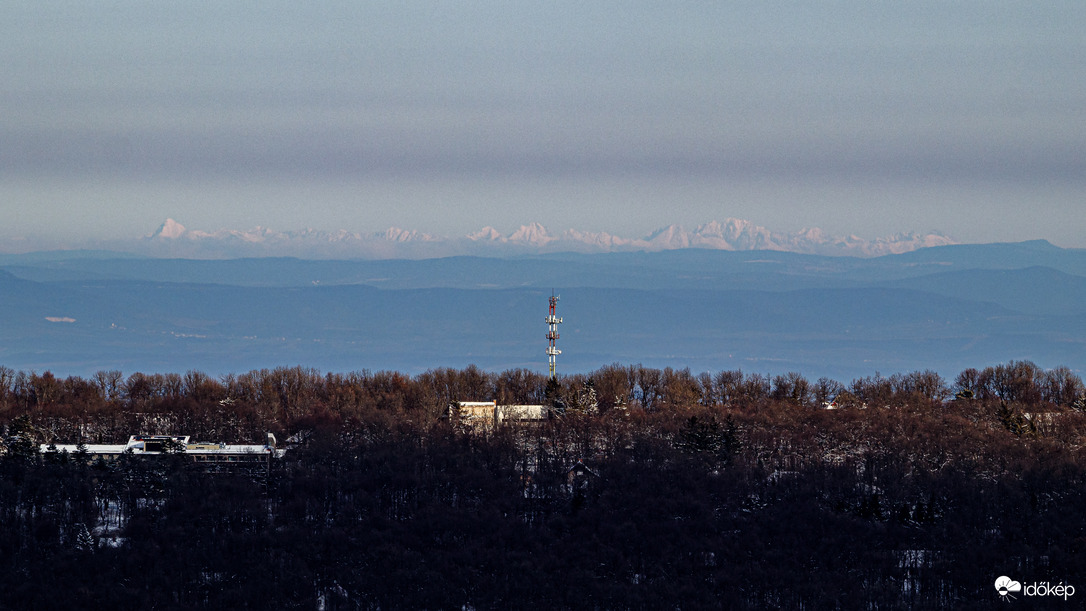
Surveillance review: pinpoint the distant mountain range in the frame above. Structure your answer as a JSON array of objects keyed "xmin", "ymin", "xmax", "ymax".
[{"xmin": 141, "ymin": 218, "xmax": 955, "ymax": 259}]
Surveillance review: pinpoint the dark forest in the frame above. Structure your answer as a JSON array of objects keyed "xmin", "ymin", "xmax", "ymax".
[{"xmin": 1, "ymin": 361, "xmax": 1085, "ymax": 609}]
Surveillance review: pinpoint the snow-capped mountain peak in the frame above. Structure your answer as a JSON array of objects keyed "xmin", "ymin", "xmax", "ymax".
[
  {"xmin": 507, "ymin": 222, "xmax": 554, "ymax": 246},
  {"xmin": 646, "ymin": 224, "xmax": 691, "ymax": 249},
  {"xmin": 467, "ymin": 226, "xmax": 504, "ymax": 242},
  {"xmin": 381, "ymin": 227, "xmax": 436, "ymax": 243},
  {"xmin": 149, "ymin": 218, "xmax": 187, "ymax": 240}
]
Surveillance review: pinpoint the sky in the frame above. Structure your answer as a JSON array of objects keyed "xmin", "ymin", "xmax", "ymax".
[{"xmin": 2, "ymin": 1, "xmax": 1084, "ymax": 250}]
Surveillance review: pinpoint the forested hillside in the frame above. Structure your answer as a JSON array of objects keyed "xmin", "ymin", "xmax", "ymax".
[{"xmin": 1, "ymin": 361, "xmax": 1085, "ymax": 609}]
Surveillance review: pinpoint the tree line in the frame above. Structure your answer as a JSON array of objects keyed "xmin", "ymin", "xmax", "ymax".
[
  {"xmin": 1, "ymin": 360, "xmax": 1085, "ymax": 609},
  {"xmin": 2, "ymin": 361, "xmax": 1083, "ymax": 441}
]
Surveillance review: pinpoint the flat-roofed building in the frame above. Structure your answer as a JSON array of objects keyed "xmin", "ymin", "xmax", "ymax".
[
  {"xmin": 446, "ymin": 401, "xmax": 550, "ymax": 431},
  {"xmin": 41, "ymin": 433, "xmax": 284, "ymax": 465}
]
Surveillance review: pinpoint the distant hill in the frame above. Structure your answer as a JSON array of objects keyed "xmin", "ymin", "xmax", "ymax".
[
  {"xmin": 1, "ymin": 241, "xmax": 1083, "ymax": 380},
  {"xmin": 886, "ymin": 239, "xmax": 1086, "ymax": 275},
  {"xmin": 4, "ymin": 239, "xmax": 1083, "ymax": 289},
  {"xmin": 884, "ymin": 266, "xmax": 1086, "ymax": 317}
]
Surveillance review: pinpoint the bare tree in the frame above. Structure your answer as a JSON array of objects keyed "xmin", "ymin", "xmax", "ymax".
[
  {"xmin": 1038, "ymin": 366, "xmax": 1084, "ymax": 407},
  {"xmin": 772, "ymin": 372, "xmax": 811, "ymax": 407},
  {"xmin": 813, "ymin": 377, "xmax": 844, "ymax": 406},
  {"xmin": 714, "ymin": 370, "xmax": 744, "ymax": 406},
  {"xmin": 93, "ymin": 370, "xmax": 124, "ymax": 401}
]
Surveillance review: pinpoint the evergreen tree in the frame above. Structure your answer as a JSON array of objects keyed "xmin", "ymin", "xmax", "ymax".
[
  {"xmin": 4, "ymin": 414, "xmax": 40, "ymax": 461},
  {"xmin": 997, "ymin": 402, "xmax": 1036, "ymax": 437},
  {"xmin": 73, "ymin": 523, "xmax": 96, "ymax": 552}
]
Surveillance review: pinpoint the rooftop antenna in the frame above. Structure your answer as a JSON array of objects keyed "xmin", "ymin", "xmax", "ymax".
[{"xmin": 546, "ymin": 291, "xmax": 562, "ymax": 379}]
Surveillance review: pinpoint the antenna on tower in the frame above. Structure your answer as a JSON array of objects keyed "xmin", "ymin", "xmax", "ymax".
[{"xmin": 546, "ymin": 291, "xmax": 562, "ymax": 379}]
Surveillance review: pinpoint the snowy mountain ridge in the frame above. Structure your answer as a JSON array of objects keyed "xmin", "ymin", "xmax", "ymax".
[{"xmin": 145, "ymin": 218, "xmax": 954, "ymax": 258}]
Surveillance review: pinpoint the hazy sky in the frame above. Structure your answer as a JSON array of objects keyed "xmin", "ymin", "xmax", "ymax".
[{"xmin": 2, "ymin": 1, "xmax": 1084, "ymax": 249}]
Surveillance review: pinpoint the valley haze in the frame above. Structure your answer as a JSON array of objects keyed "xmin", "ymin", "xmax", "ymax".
[{"xmin": 1, "ymin": 235, "xmax": 1082, "ymax": 382}]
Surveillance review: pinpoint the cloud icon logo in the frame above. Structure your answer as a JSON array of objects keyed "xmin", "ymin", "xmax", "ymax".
[{"xmin": 995, "ymin": 576, "xmax": 1022, "ymax": 600}]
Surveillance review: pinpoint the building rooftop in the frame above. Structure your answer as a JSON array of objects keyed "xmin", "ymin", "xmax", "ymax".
[{"xmin": 40, "ymin": 433, "xmax": 284, "ymax": 459}]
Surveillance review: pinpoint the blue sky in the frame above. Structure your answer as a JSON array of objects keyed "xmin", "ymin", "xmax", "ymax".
[{"xmin": 2, "ymin": 1, "xmax": 1084, "ymax": 249}]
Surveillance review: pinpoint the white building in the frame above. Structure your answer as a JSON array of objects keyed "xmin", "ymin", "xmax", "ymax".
[
  {"xmin": 447, "ymin": 401, "xmax": 550, "ymax": 430},
  {"xmin": 41, "ymin": 433, "xmax": 284, "ymax": 464}
]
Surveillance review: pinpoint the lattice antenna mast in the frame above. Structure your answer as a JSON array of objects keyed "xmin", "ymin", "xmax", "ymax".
[{"xmin": 546, "ymin": 293, "xmax": 562, "ymax": 379}]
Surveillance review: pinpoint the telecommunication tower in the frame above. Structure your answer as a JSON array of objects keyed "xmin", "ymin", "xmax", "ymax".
[{"xmin": 546, "ymin": 293, "xmax": 562, "ymax": 379}]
